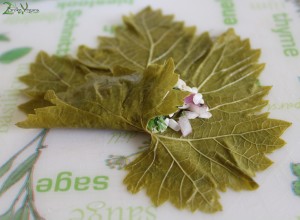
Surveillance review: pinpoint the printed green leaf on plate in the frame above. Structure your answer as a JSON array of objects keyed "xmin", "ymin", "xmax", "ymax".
[
  {"xmin": 0, "ymin": 47, "xmax": 31, "ymax": 64},
  {"xmin": 291, "ymin": 163, "xmax": 300, "ymax": 177},
  {"xmin": 17, "ymin": 7, "xmax": 291, "ymax": 213},
  {"xmin": 292, "ymin": 180, "xmax": 300, "ymax": 196},
  {"xmin": 0, "ymin": 208, "xmax": 13, "ymax": 220},
  {"xmin": 14, "ymin": 204, "xmax": 30, "ymax": 220},
  {"xmin": 0, "ymin": 157, "xmax": 14, "ymax": 178},
  {"xmin": 0, "ymin": 153, "xmax": 38, "ymax": 196},
  {"xmin": 0, "ymin": 34, "xmax": 10, "ymax": 42}
]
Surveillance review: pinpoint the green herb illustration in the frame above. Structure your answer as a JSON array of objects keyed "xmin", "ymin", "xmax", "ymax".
[
  {"xmin": 8, "ymin": 7, "xmax": 291, "ymax": 213},
  {"xmin": 0, "ymin": 33, "xmax": 32, "ymax": 64},
  {"xmin": 0, "ymin": 47, "xmax": 32, "ymax": 64},
  {"xmin": 291, "ymin": 163, "xmax": 300, "ymax": 196},
  {"xmin": 106, "ymin": 141, "xmax": 149, "ymax": 170},
  {"xmin": 0, "ymin": 129, "xmax": 48, "ymax": 220},
  {"xmin": 0, "ymin": 34, "xmax": 10, "ymax": 42}
]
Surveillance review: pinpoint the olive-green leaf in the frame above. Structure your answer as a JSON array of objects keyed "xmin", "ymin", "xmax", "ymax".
[
  {"xmin": 0, "ymin": 157, "xmax": 14, "ymax": 178},
  {"xmin": 77, "ymin": 8, "xmax": 266, "ymax": 116},
  {"xmin": 124, "ymin": 112, "xmax": 290, "ymax": 212},
  {"xmin": 17, "ymin": 59, "xmax": 188, "ymax": 130},
  {"xmin": 19, "ymin": 51, "xmax": 89, "ymax": 98},
  {"xmin": 0, "ymin": 47, "xmax": 31, "ymax": 64},
  {"xmin": 17, "ymin": 7, "xmax": 291, "ymax": 213},
  {"xmin": 77, "ymin": 7, "xmax": 212, "ymax": 73},
  {"xmin": 18, "ymin": 98, "xmax": 53, "ymax": 115},
  {"xmin": 0, "ymin": 153, "xmax": 38, "ymax": 196},
  {"xmin": 192, "ymin": 29, "xmax": 270, "ymax": 116}
]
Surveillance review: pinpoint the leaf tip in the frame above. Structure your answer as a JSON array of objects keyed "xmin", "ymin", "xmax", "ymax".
[
  {"xmin": 15, "ymin": 121, "xmax": 27, "ymax": 128},
  {"xmin": 164, "ymin": 57, "xmax": 175, "ymax": 68}
]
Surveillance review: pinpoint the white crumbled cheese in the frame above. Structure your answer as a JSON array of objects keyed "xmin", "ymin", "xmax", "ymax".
[
  {"xmin": 151, "ymin": 78, "xmax": 212, "ymax": 136},
  {"xmin": 164, "ymin": 118, "xmax": 170, "ymax": 126},
  {"xmin": 178, "ymin": 116, "xmax": 192, "ymax": 137},
  {"xmin": 175, "ymin": 79, "xmax": 186, "ymax": 90},
  {"xmin": 184, "ymin": 111, "xmax": 199, "ymax": 119},
  {"xmin": 168, "ymin": 119, "xmax": 181, "ymax": 131},
  {"xmin": 191, "ymin": 87, "xmax": 198, "ymax": 94},
  {"xmin": 193, "ymin": 93, "xmax": 204, "ymax": 105}
]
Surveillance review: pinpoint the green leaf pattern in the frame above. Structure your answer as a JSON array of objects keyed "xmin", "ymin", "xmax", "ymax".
[
  {"xmin": 0, "ymin": 47, "xmax": 32, "ymax": 64},
  {"xmin": 0, "ymin": 130, "xmax": 47, "ymax": 220}
]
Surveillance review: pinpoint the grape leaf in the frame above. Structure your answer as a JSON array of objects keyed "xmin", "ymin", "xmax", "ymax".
[
  {"xmin": 17, "ymin": 7, "xmax": 291, "ymax": 213},
  {"xmin": 18, "ymin": 51, "xmax": 92, "ymax": 114},
  {"xmin": 124, "ymin": 112, "xmax": 289, "ymax": 212},
  {"xmin": 17, "ymin": 59, "xmax": 189, "ymax": 131},
  {"xmin": 77, "ymin": 6, "xmax": 212, "ymax": 77},
  {"xmin": 77, "ymin": 8, "xmax": 267, "ymax": 116},
  {"xmin": 19, "ymin": 51, "xmax": 90, "ymax": 98}
]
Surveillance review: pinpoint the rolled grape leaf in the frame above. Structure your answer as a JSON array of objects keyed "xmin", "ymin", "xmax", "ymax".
[
  {"xmin": 19, "ymin": 51, "xmax": 90, "ymax": 98},
  {"xmin": 17, "ymin": 7, "xmax": 291, "ymax": 213},
  {"xmin": 77, "ymin": 8, "xmax": 268, "ymax": 116},
  {"xmin": 17, "ymin": 59, "xmax": 189, "ymax": 130},
  {"xmin": 18, "ymin": 51, "xmax": 92, "ymax": 114}
]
